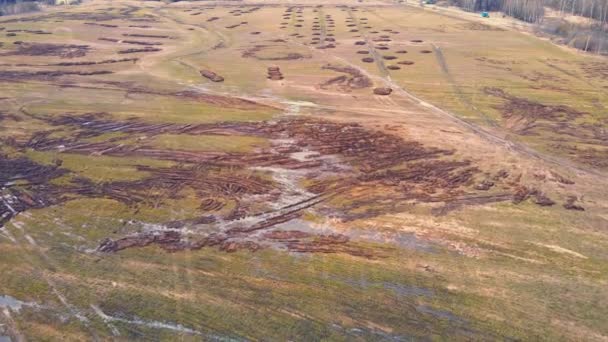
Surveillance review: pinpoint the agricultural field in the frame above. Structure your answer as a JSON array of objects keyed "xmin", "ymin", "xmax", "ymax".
[{"xmin": 0, "ymin": 0, "xmax": 607, "ymax": 340}]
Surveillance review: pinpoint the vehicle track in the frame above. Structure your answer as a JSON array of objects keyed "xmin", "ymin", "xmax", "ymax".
[
  {"xmin": 431, "ymin": 43, "xmax": 497, "ymax": 127},
  {"xmin": 285, "ymin": 28, "xmax": 605, "ymax": 179}
]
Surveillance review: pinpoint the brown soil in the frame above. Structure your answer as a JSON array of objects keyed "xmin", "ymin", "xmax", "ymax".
[
  {"xmin": 200, "ymin": 70, "xmax": 224, "ymax": 82},
  {"xmin": 10, "ymin": 109, "xmax": 576, "ymax": 257},
  {"xmin": 122, "ymin": 34, "xmax": 172, "ymax": 39},
  {"xmin": 98, "ymin": 228, "xmax": 377, "ymax": 258},
  {"xmin": 563, "ymin": 196, "xmax": 585, "ymax": 211},
  {"xmin": 267, "ymin": 66, "xmax": 284, "ymax": 80},
  {"xmin": 549, "ymin": 171, "xmax": 574, "ymax": 185},
  {"xmin": 13, "ymin": 58, "xmax": 138, "ymax": 67},
  {"xmin": 460, "ymin": 22, "xmax": 505, "ymax": 31},
  {"xmin": 553, "ymin": 144, "xmax": 608, "ymax": 169},
  {"xmin": 99, "ymin": 37, "xmax": 162, "ymax": 46},
  {"xmin": 5, "ymin": 29, "xmax": 51, "ymax": 34},
  {"xmin": 242, "ymin": 45, "xmax": 310, "ymax": 60},
  {"xmin": 512, "ymin": 186, "xmax": 555, "ymax": 206},
  {"xmin": 431, "ymin": 193, "xmax": 513, "ymax": 215},
  {"xmin": 484, "ymin": 87, "xmax": 585, "ymax": 135},
  {"xmin": 474, "ymin": 179, "xmax": 495, "ymax": 190},
  {"xmin": 374, "ymin": 87, "xmax": 392, "ymax": 95},
  {"xmin": 580, "ymin": 61, "xmax": 608, "ymax": 80},
  {"xmin": 85, "ymin": 22, "xmax": 118, "ymax": 28},
  {"xmin": 0, "ymin": 70, "xmax": 112, "ymax": 81},
  {"xmin": 0, "ymin": 154, "xmax": 67, "ymax": 226},
  {"xmin": 319, "ymin": 64, "xmax": 372, "ymax": 91},
  {"xmin": 118, "ymin": 47, "xmax": 161, "ymax": 54}
]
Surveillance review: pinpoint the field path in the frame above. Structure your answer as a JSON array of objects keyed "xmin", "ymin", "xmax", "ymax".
[{"xmin": 283, "ymin": 33, "xmax": 606, "ymax": 179}]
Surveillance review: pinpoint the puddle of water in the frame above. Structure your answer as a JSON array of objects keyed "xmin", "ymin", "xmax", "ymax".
[
  {"xmin": 0, "ymin": 295, "xmax": 27, "ymax": 312},
  {"xmin": 251, "ymin": 166, "xmax": 316, "ymax": 210},
  {"xmin": 272, "ymin": 218, "xmax": 434, "ymax": 253},
  {"xmin": 281, "ymin": 100, "xmax": 318, "ymax": 108},
  {"xmin": 290, "ymin": 150, "xmax": 320, "ymax": 162},
  {"xmin": 349, "ymin": 229, "xmax": 435, "ymax": 253}
]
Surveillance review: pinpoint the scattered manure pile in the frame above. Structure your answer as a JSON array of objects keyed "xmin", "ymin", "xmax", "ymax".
[
  {"xmin": 320, "ymin": 64, "xmax": 372, "ymax": 91},
  {"xmin": 200, "ymin": 70, "xmax": 225, "ymax": 82},
  {"xmin": 1, "ymin": 42, "xmax": 90, "ymax": 58}
]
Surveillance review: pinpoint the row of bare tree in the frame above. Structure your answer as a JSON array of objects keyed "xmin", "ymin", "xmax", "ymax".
[
  {"xmin": 0, "ymin": 0, "xmax": 40, "ymax": 15},
  {"xmin": 448, "ymin": 0, "xmax": 607, "ymax": 53},
  {"xmin": 450, "ymin": 0, "xmax": 607, "ymax": 24},
  {"xmin": 545, "ymin": 0, "xmax": 608, "ymax": 24}
]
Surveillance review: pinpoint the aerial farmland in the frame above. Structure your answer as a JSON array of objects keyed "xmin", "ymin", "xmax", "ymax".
[{"xmin": 0, "ymin": 0, "xmax": 607, "ymax": 340}]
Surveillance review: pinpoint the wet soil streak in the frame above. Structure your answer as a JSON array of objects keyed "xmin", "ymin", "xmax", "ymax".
[
  {"xmin": 0, "ymin": 155, "xmax": 67, "ymax": 227},
  {"xmin": 5, "ymin": 110, "xmax": 552, "ymax": 256},
  {"xmin": 83, "ymin": 116, "xmax": 481, "ymax": 256}
]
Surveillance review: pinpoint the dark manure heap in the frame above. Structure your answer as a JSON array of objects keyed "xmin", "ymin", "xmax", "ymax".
[
  {"xmin": 267, "ymin": 66, "xmax": 284, "ymax": 80},
  {"xmin": 118, "ymin": 47, "xmax": 161, "ymax": 54},
  {"xmin": 200, "ymin": 69, "xmax": 224, "ymax": 82},
  {"xmin": 373, "ymin": 87, "xmax": 393, "ymax": 95},
  {"xmin": 1, "ymin": 42, "xmax": 90, "ymax": 58}
]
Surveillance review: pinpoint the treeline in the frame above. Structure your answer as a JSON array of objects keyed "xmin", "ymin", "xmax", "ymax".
[
  {"xmin": 539, "ymin": 15, "xmax": 608, "ymax": 53},
  {"xmin": 448, "ymin": 0, "xmax": 607, "ymax": 53},
  {"xmin": 545, "ymin": 0, "xmax": 608, "ymax": 24},
  {"xmin": 449, "ymin": 0, "xmax": 544, "ymax": 22},
  {"xmin": 0, "ymin": 0, "xmax": 40, "ymax": 15},
  {"xmin": 450, "ymin": 0, "xmax": 608, "ymax": 24},
  {"xmin": 0, "ymin": 0, "xmax": 61, "ymax": 16},
  {"xmin": 503, "ymin": 0, "xmax": 545, "ymax": 22}
]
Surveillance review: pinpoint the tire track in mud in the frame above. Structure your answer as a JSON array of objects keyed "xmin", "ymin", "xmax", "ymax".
[
  {"xmin": 143, "ymin": 8, "xmax": 231, "ymax": 81},
  {"xmin": 431, "ymin": 43, "xmax": 497, "ymax": 127},
  {"xmin": 382, "ymin": 72, "xmax": 606, "ymax": 178}
]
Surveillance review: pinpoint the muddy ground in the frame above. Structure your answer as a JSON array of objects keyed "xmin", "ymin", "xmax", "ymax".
[{"xmin": 0, "ymin": 1, "xmax": 607, "ymax": 341}]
